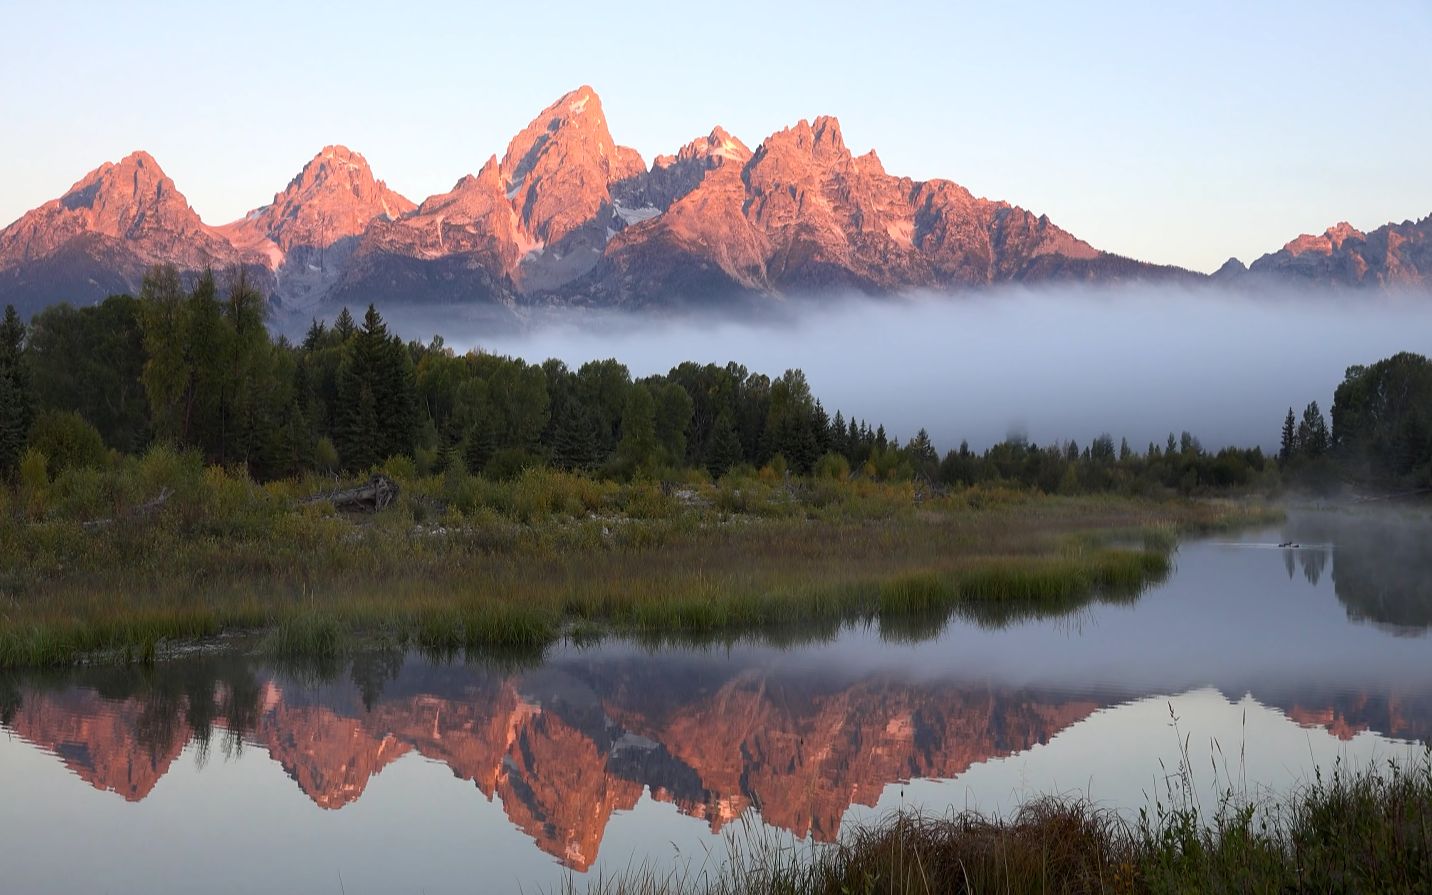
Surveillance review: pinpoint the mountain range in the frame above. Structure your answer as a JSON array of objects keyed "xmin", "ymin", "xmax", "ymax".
[{"xmin": 1, "ymin": 85, "xmax": 1428, "ymax": 319}]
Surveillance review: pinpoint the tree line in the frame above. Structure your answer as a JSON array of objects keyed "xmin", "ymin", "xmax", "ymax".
[
  {"xmin": 1280, "ymin": 352, "xmax": 1432, "ymax": 491},
  {"xmin": 5, "ymin": 264, "xmax": 1423, "ymax": 497}
]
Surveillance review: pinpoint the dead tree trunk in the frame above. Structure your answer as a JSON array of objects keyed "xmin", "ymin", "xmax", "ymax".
[
  {"xmin": 83, "ymin": 487, "xmax": 173, "ymax": 530},
  {"xmin": 301, "ymin": 474, "xmax": 400, "ymax": 512}
]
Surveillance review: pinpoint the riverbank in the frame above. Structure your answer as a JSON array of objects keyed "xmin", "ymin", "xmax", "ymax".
[
  {"xmin": 0, "ymin": 455, "xmax": 1281, "ymax": 668},
  {"xmin": 567, "ymin": 751, "xmax": 1432, "ymax": 894}
]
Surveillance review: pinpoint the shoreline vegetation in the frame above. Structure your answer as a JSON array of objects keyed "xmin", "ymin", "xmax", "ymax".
[
  {"xmin": 564, "ymin": 749, "xmax": 1432, "ymax": 894},
  {"xmin": 0, "ymin": 457, "xmax": 1280, "ymax": 669},
  {"xmin": 0, "ymin": 273, "xmax": 1301, "ymax": 670}
]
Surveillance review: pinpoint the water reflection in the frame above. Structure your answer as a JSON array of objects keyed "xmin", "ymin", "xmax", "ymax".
[
  {"xmin": 4, "ymin": 650, "xmax": 1431, "ymax": 871},
  {"xmin": 2, "ymin": 514, "xmax": 1432, "ymax": 886},
  {"xmin": 1285, "ymin": 509, "xmax": 1432, "ymax": 632}
]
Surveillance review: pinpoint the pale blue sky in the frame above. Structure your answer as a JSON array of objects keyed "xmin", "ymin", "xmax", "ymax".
[{"xmin": 1, "ymin": 0, "xmax": 1428, "ymax": 272}]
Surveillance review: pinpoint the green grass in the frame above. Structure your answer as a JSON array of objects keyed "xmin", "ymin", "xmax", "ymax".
[
  {"xmin": 562, "ymin": 751, "xmax": 1432, "ymax": 895},
  {"xmin": 0, "ymin": 458, "xmax": 1283, "ymax": 668}
]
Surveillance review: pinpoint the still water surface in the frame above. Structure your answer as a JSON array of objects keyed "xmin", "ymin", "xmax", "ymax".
[{"xmin": 2, "ymin": 513, "xmax": 1430, "ymax": 893}]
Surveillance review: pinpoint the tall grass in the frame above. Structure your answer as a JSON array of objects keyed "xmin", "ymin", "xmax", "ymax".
[
  {"xmin": 0, "ymin": 457, "xmax": 1282, "ymax": 668},
  {"xmin": 563, "ymin": 750, "xmax": 1432, "ymax": 894}
]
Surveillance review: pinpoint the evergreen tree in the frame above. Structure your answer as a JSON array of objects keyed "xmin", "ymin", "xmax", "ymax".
[
  {"xmin": 906, "ymin": 428, "xmax": 939, "ymax": 479},
  {"xmin": 1298, "ymin": 401, "xmax": 1329, "ymax": 457},
  {"xmin": 332, "ymin": 307, "xmax": 357, "ymax": 342},
  {"xmin": 302, "ymin": 319, "xmax": 328, "ymax": 352},
  {"xmin": 551, "ymin": 406, "xmax": 600, "ymax": 471},
  {"xmin": 1090, "ymin": 433, "xmax": 1117, "ymax": 464},
  {"xmin": 791, "ymin": 417, "xmax": 821, "ymax": 474},
  {"xmin": 616, "ymin": 384, "xmax": 659, "ymax": 475},
  {"xmin": 1279, "ymin": 407, "xmax": 1299, "ymax": 462},
  {"xmin": 705, "ymin": 411, "xmax": 743, "ymax": 478},
  {"xmin": 463, "ymin": 414, "xmax": 497, "ymax": 474},
  {"xmin": 343, "ymin": 381, "xmax": 380, "ymax": 472},
  {"xmin": 811, "ymin": 401, "xmax": 831, "ymax": 458},
  {"xmin": 332, "ymin": 306, "xmax": 418, "ymax": 469},
  {"xmin": 0, "ymin": 305, "xmax": 33, "ymax": 475}
]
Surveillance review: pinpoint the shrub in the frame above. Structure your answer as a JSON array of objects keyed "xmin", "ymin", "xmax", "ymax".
[
  {"xmin": 382, "ymin": 454, "xmax": 417, "ymax": 482},
  {"xmin": 759, "ymin": 454, "xmax": 789, "ymax": 480},
  {"xmin": 19, "ymin": 448, "xmax": 49, "ymax": 518},
  {"xmin": 28, "ymin": 411, "xmax": 107, "ymax": 477},
  {"xmin": 621, "ymin": 482, "xmax": 676, "ymax": 519},
  {"xmin": 485, "ymin": 448, "xmax": 541, "ymax": 482},
  {"xmin": 813, "ymin": 451, "xmax": 851, "ymax": 481}
]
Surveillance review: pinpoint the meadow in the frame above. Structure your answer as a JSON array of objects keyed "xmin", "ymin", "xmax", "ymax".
[{"xmin": 0, "ymin": 447, "xmax": 1280, "ymax": 668}]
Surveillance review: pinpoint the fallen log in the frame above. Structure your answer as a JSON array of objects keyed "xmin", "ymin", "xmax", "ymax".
[
  {"xmin": 301, "ymin": 474, "xmax": 400, "ymax": 512},
  {"xmin": 1351, "ymin": 487, "xmax": 1432, "ymax": 504},
  {"xmin": 83, "ymin": 487, "xmax": 173, "ymax": 530}
]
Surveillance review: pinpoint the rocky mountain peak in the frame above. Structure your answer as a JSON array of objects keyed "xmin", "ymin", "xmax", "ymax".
[
  {"xmin": 226, "ymin": 145, "xmax": 415, "ymax": 257},
  {"xmin": 1284, "ymin": 221, "xmax": 1368, "ymax": 256},
  {"xmin": 497, "ymin": 86, "xmax": 645, "ymax": 271},
  {"xmin": 52, "ymin": 150, "xmax": 197, "ymax": 239}
]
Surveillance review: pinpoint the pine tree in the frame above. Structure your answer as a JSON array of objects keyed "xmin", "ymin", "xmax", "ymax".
[
  {"xmin": 552, "ymin": 406, "xmax": 599, "ymax": 471},
  {"xmin": 907, "ymin": 428, "xmax": 938, "ymax": 479},
  {"xmin": 1279, "ymin": 407, "xmax": 1298, "ymax": 462},
  {"xmin": 705, "ymin": 411, "xmax": 743, "ymax": 478},
  {"xmin": 792, "ymin": 417, "xmax": 820, "ymax": 473},
  {"xmin": 1299, "ymin": 401, "xmax": 1329, "ymax": 457},
  {"xmin": 829, "ymin": 410, "xmax": 847, "ymax": 458},
  {"xmin": 333, "ymin": 307, "xmax": 357, "ymax": 342},
  {"xmin": 349, "ymin": 382, "xmax": 380, "ymax": 471},
  {"xmin": 811, "ymin": 401, "xmax": 831, "ymax": 458},
  {"xmin": 334, "ymin": 351, "xmax": 379, "ymax": 472},
  {"xmin": 0, "ymin": 305, "xmax": 33, "ymax": 475},
  {"xmin": 302, "ymin": 318, "xmax": 328, "ymax": 351},
  {"xmin": 463, "ymin": 415, "xmax": 498, "ymax": 475}
]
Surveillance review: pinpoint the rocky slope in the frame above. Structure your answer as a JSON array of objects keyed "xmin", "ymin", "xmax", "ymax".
[
  {"xmin": 0, "ymin": 152, "xmax": 264, "ymax": 315},
  {"xmin": 2, "ymin": 87, "xmax": 1425, "ymax": 318},
  {"xmin": 218, "ymin": 146, "xmax": 414, "ymax": 310},
  {"xmin": 1242, "ymin": 217, "xmax": 1432, "ymax": 287}
]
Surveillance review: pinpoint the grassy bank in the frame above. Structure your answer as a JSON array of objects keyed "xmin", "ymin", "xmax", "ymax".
[
  {"xmin": 568, "ymin": 752, "xmax": 1432, "ymax": 894},
  {"xmin": 0, "ymin": 452, "xmax": 1281, "ymax": 668}
]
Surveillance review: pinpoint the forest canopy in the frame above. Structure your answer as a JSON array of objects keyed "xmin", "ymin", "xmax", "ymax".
[{"xmin": 1, "ymin": 265, "xmax": 1427, "ymax": 498}]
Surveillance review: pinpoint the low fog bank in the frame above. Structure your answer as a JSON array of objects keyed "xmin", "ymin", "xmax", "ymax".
[{"xmin": 379, "ymin": 284, "xmax": 1432, "ymax": 454}]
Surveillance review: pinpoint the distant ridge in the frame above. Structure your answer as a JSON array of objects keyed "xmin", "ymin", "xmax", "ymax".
[{"xmin": 0, "ymin": 87, "xmax": 1426, "ymax": 318}]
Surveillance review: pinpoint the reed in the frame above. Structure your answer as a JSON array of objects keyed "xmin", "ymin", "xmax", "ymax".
[
  {"xmin": 0, "ymin": 464, "xmax": 1281, "ymax": 668},
  {"xmin": 564, "ymin": 750, "xmax": 1432, "ymax": 894}
]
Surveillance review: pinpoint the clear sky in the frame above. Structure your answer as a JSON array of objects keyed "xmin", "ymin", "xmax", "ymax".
[{"xmin": 1, "ymin": 0, "xmax": 1428, "ymax": 273}]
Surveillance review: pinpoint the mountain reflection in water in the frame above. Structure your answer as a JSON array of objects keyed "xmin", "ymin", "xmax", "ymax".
[{"xmin": 2, "ymin": 517, "xmax": 1431, "ymax": 880}]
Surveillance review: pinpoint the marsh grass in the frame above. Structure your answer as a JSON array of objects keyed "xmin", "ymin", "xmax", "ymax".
[
  {"xmin": 0, "ymin": 461, "xmax": 1282, "ymax": 668},
  {"xmin": 565, "ymin": 749, "xmax": 1432, "ymax": 895}
]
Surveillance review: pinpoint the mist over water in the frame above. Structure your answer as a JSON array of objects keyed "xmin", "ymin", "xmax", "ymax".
[{"xmin": 376, "ymin": 285, "xmax": 1432, "ymax": 453}]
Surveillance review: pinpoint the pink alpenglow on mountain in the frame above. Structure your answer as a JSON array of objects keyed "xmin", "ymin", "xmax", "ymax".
[{"xmin": 0, "ymin": 87, "xmax": 1425, "ymax": 318}]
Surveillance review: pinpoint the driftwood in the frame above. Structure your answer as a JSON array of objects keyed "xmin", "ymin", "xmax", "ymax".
[
  {"xmin": 301, "ymin": 474, "xmax": 400, "ymax": 512},
  {"xmin": 83, "ymin": 487, "xmax": 173, "ymax": 530},
  {"xmin": 1351, "ymin": 487, "xmax": 1432, "ymax": 504}
]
